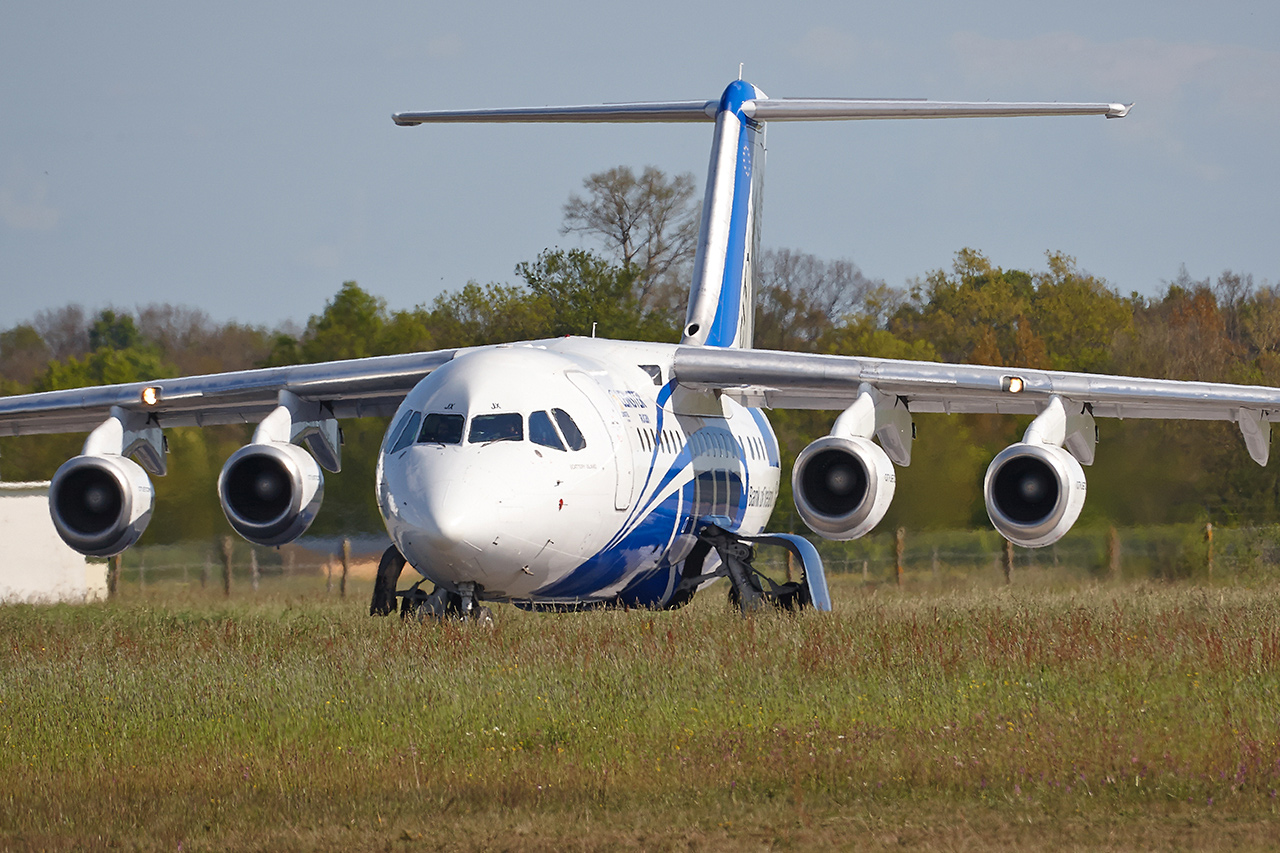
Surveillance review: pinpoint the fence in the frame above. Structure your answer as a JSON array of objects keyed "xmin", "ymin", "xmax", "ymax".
[
  {"xmin": 99, "ymin": 536, "xmax": 386, "ymax": 599},
  {"xmin": 96, "ymin": 523, "xmax": 1280, "ymax": 600},
  {"xmin": 753, "ymin": 523, "xmax": 1280, "ymax": 588}
]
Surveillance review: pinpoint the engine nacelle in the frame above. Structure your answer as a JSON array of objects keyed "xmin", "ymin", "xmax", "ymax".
[
  {"xmin": 984, "ymin": 443, "xmax": 1087, "ymax": 548},
  {"xmin": 218, "ymin": 442, "xmax": 324, "ymax": 547},
  {"xmin": 792, "ymin": 435, "xmax": 895, "ymax": 540},
  {"xmin": 49, "ymin": 454, "xmax": 154, "ymax": 557}
]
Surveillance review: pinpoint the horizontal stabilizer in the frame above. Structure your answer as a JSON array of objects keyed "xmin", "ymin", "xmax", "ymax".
[
  {"xmin": 746, "ymin": 99, "xmax": 1132, "ymax": 121},
  {"xmin": 395, "ymin": 98, "xmax": 1130, "ymax": 127},
  {"xmin": 393, "ymin": 101, "xmax": 716, "ymax": 125}
]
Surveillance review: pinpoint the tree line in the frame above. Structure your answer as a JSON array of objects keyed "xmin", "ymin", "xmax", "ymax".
[{"xmin": 2, "ymin": 166, "xmax": 1278, "ymax": 543}]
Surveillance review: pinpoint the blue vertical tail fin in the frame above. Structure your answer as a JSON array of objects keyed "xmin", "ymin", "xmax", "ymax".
[{"xmin": 681, "ymin": 81, "xmax": 767, "ymax": 350}]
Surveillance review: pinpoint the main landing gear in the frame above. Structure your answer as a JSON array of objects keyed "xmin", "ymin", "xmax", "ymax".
[
  {"xmin": 676, "ymin": 524, "xmax": 833, "ymax": 615},
  {"xmin": 369, "ymin": 545, "xmax": 493, "ymax": 625}
]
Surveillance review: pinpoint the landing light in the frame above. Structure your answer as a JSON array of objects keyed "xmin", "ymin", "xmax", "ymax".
[
  {"xmin": 1002, "ymin": 376, "xmax": 1025, "ymax": 394},
  {"xmin": 140, "ymin": 386, "xmax": 161, "ymax": 407}
]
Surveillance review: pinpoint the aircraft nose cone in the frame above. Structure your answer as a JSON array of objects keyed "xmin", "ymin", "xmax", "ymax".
[{"xmin": 410, "ymin": 478, "xmax": 475, "ymax": 553}]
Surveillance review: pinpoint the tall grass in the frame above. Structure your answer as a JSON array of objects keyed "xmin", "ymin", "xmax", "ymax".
[{"xmin": 3, "ymin": 577, "xmax": 1280, "ymax": 850}]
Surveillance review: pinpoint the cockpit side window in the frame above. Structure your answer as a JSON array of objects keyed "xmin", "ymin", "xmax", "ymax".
[
  {"xmin": 469, "ymin": 412, "xmax": 523, "ymax": 444},
  {"xmin": 529, "ymin": 410, "xmax": 565, "ymax": 451},
  {"xmin": 387, "ymin": 411, "xmax": 422, "ymax": 455},
  {"xmin": 552, "ymin": 408, "xmax": 587, "ymax": 451},
  {"xmin": 418, "ymin": 413, "xmax": 465, "ymax": 445}
]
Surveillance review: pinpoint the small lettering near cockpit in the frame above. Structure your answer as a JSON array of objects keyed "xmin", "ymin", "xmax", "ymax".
[{"xmin": 609, "ymin": 389, "xmax": 647, "ymax": 410}]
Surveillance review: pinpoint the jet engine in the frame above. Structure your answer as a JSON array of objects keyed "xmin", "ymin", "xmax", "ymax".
[
  {"xmin": 218, "ymin": 442, "xmax": 324, "ymax": 546},
  {"xmin": 984, "ymin": 442, "xmax": 1086, "ymax": 548},
  {"xmin": 792, "ymin": 435, "xmax": 895, "ymax": 540},
  {"xmin": 48, "ymin": 453, "xmax": 154, "ymax": 557}
]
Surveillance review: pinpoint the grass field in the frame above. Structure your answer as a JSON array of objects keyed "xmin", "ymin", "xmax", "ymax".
[{"xmin": 4, "ymin": 570, "xmax": 1280, "ymax": 851}]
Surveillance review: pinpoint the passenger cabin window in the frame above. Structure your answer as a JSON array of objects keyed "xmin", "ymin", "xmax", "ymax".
[
  {"xmin": 553, "ymin": 408, "xmax": 586, "ymax": 451},
  {"xmin": 530, "ymin": 410, "xmax": 565, "ymax": 450},
  {"xmin": 387, "ymin": 411, "xmax": 421, "ymax": 455},
  {"xmin": 469, "ymin": 412, "xmax": 523, "ymax": 444},
  {"xmin": 418, "ymin": 413, "xmax": 465, "ymax": 445},
  {"xmin": 692, "ymin": 469, "xmax": 743, "ymax": 519}
]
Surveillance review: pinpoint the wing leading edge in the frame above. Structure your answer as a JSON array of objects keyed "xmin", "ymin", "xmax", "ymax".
[
  {"xmin": 0, "ymin": 349, "xmax": 459, "ymax": 437},
  {"xmin": 672, "ymin": 346, "xmax": 1279, "ymax": 463}
]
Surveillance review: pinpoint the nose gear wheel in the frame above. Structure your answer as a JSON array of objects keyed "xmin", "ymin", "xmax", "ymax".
[{"xmin": 369, "ymin": 544, "xmax": 493, "ymax": 624}]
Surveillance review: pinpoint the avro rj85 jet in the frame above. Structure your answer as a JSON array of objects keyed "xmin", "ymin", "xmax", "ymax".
[{"xmin": 3, "ymin": 78, "xmax": 1266, "ymax": 620}]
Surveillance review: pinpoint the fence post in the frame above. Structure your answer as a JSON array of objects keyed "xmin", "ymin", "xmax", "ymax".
[
  {"xmin": 895, "ymin": 528, "xmax": 905, "ymax": 586},
  {"xmin": 1003, "ymin": 539, "xmax": 1014, "ymax": 585},
  {"xmin": 220, "ymin": 535, "xmax": 233, "ymax": 598},
  {"xmin": 1205, "ymin": 522, "xmax": 1214, "ymax": 577},
  {"xmin": 107, "ymin": 554, "xmax": 121, "ymax": 598},
  {"xmin": 340, "ymin": 538, "xmax": 351, "ymax": 598},
  {"xmin": 326, "ymin": 556, "xmax": 334, "ymax": 594},
  {"xmin": 250, "ymin": 549, "xmax": 260, "ymax": 592},
  {"xmin": 931, "ymin": 546, "xmax": 940, "ymax": 583},
  {"xmin": 1107, "ymin": 526, "xmax": 1121, "ymax": 579}
]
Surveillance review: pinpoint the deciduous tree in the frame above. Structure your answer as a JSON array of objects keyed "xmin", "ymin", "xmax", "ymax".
[{"xmin": 561, "ymin": 166, "xmax": 699, "ymax": 323}]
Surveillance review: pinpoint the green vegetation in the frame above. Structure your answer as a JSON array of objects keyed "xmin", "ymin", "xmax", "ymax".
[
  {"xmin": 3, "ymin": 575, "xmax": 1280, "ymax": 850},
  {"xmin": 3, "ymin": 165, "xmax": 1280, "ymax": 541}
]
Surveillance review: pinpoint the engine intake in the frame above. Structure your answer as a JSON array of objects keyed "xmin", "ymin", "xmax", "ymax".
[
  {"xmin": 49, "ymin": 454, "xmax": 154, "ymax": 557},
  {"xmin": 792, "ymin": 435, "xmax": 895, "ymax": 540},
  {"xmin": 984, "ymin": 443, "xmax": 1086, "ymax": 548},
  {"xmin": 218, "ymin": 442, "xmax": 324, "ymax": 546}
]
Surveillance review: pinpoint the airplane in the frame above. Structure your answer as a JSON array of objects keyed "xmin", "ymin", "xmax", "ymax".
[{"xmin": 3, "ymin": 77, "xmax": 1273, "ymax": 621}]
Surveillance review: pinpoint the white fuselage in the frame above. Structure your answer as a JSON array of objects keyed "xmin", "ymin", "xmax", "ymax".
[{"xmin": 375, "ymin": 337, "xmax": 780, "ymax": 607}]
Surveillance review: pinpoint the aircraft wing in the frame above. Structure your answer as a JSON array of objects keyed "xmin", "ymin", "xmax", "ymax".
[
  {"xmin": 672, "ymin": 346, "xmax": 1279, "ymax": 462},
  {"xmin": 0, "ymin": 349, "xmax": 459, "ymax": 437}
]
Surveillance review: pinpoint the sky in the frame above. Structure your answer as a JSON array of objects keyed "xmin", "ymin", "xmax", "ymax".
[{"xmin": 2, "ymin": 1, "xmax": 1279, "ymax": 331}]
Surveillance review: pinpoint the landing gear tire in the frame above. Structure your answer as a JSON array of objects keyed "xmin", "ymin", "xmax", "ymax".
[
  {"xmin": 397, "ymin": 581, "xmax": 494, "ymax": 625},
  {"xmin": 370, "ymin": 545, "xmax": 406, "ymax": 616},
  {"xmin": 727, "ymin": 574, "xmax": 811, "ymax": 613},
  {"xmin": 699, "ymin": 525, "xmax": 817, "ymax": 615},
  {"xmin": 400, "ymin": 583, "xmax": 460, "ymax": 621}
]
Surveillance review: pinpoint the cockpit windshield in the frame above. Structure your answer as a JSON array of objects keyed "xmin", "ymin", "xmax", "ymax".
[
  {"xmin": 553, "ymin": 408, "xmax": 587, "ymax": 450},
  {"xmin": 387, "ymin": 411, "xmax": 421, "ymax": 455},
  {"xmin": 468, "ymin": 412, "xmax": 523, "ymax": 444},
  {"xmin": 529, "ymin": 410, "xmax": 565, "ymax": 450},
  {"xmin": 418, "ymin": 413, "xmax": 465, "ymax": 445}
]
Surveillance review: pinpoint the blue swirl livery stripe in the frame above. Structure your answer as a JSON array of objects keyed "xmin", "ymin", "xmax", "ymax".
[{"xmin": 705, "ymin": 86, "xmax": 757, "ymax": 349}]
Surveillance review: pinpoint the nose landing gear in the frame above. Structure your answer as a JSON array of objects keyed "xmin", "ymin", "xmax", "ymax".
[{"xmin": 369, "ymin": 544, "xmax": 493, "ymax": 625}]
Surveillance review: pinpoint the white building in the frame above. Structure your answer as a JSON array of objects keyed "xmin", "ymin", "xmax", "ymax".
[{"xmin": 0, "ymin": 482, "xmax": 106, "ymax": 604}]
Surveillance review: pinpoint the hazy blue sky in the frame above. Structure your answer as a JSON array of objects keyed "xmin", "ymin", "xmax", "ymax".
[{"xmin": 3, "ymin": 1, "xmax": 1278, "ymax": 330}]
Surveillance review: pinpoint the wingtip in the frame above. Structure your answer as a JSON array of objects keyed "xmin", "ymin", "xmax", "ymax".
[{"xmin": 1106, "ymin": 102, "xmax": 1133, "ymax": 119}]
